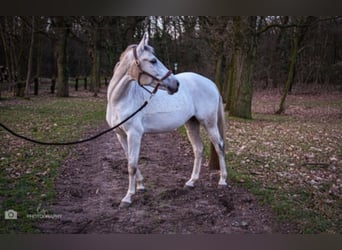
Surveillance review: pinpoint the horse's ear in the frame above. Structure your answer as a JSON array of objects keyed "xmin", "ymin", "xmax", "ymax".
[
  {"xmin": 143, "ymin": 33, "xmax": 149, "ymax": 45},
  {"xmin": 136, "ymin": 33, "xmax": 149, "ymax": 56}
]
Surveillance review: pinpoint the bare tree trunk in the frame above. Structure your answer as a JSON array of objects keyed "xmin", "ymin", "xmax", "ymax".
[
  {"xmin": 270, "ymin": 16, "xmax": 290, "ymax": 89},
  {"xmin": 224, "ymin": 58, "xmax": 233, "ymax": 109},
  {"xmin": 0, "ymin": 18, "xmax": 10, "ymax": 81},
  {"xmin": 91, "ymin": 47, "xmax": 100, "ymax": 96},
  {"xmin": 8, "ymin": 17, "xmax": 20, "ymax": 82},
  {"xmin": 214, "ymin": 53, "xmax": 224, "ymax": 93},
  {"xmin": 54, "ymin": 17, "xmax": 69, "ymax": 97},
  {"xmin": 90, "ymin": 27, "xmax": 101, "ymax": 96},
  {"xmin": 0, "ymin": 17, "xmax": 14, "ymax": 83},
  {"xmin": 227, "ymin": 16, "xmax": 256, "ymax": 119},
  {"xmin": 276, "ymin": 16, "xmax": 316, "ymax": 114},
  {"xmin": 276, "ymin": 31, "xmax": 298, "ymax": 114},
  {"xmin": 24, "ymin": 16, "xmax": 35, "ymax": 98},
  {"xmin": 35, "ymin": 27, "xmax": 42, "ymax": 79}
]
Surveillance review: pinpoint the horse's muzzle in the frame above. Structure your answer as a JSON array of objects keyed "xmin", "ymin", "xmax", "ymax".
[{"xmin": 167, "ymin": 80, "xmax": 179, "ymax": 95}]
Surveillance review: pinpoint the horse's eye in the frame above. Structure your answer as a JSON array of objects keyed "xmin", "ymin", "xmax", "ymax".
[{"xmin": 150, "ymin": 59, "xmax": 157, "ymax": 64}]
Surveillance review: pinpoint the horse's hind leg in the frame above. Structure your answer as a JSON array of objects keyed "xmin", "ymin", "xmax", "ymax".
[
  {"xmin": 203, "ymin": 124, "xmax": 227, "ymax": 186},
  {"xmin": 136, "ymin": 168, "xmax": 145, "ymax": 191},
  {"xmin": 184, "ymin": 117, "xmax": 203, "ymax": 187}
]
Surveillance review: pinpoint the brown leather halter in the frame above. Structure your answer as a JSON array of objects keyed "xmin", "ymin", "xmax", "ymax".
[{"xmin": 133, "ymin": 45, "xmax": 172, "ymax": 94}]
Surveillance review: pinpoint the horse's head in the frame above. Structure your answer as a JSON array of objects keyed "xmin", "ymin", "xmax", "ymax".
[{"xmin": 128, "ymin": 34, "xmax": 179, "ymax": 95}]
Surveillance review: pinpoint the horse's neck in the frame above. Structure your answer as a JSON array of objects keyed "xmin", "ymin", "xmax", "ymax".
[{"xmin": 108, "ymin": 70, "xmax": 142, "ymax": 107}]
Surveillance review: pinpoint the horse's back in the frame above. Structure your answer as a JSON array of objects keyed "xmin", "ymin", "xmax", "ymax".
[{"xmin": 176, "ymin": 72, "xmax": 219, "ymax": 99}]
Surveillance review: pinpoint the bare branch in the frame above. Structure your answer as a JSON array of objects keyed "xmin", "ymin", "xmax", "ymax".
[{"xmin": 257, "ymin": 16, "xmax": 342, "ymax": 35}]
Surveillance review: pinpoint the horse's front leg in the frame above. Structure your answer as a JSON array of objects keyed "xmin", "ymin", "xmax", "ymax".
[
  {"xmin": 116, "ymin": 131, "xmax": 144, "ymax": 191},
  {"xmin": 120, "ymin": 130, "xmax": 142, "ymax": 207}
]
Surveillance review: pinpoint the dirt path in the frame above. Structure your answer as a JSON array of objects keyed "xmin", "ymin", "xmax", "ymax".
[{"xmin": 39, "ymin": 123, "xmax": 284, "ymax": 233}]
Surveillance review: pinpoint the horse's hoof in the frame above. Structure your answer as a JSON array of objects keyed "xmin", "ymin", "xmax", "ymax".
[
  {"xmin": 137, "ymin": 188, "xmax": 146, "ymax": 193},
  {"xmin": 137, "ymin": 184, "xmax": 146, "ymax": 193},
  {"xmin": 119, "ymin": 201, "xmax": 131, "ymax": 209},
  {"xmin": 218, "ymin": 183, "xmax": 229, "ymax": 189},
  {"xmin": 184, "ymin": 183, "xmax": 195, "ymax": 189},
  {"xmin": 218, "ymin": 179, "xmax": 228, "ymax": 186}
]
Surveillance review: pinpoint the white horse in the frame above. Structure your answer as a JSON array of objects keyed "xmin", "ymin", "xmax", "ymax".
[{"xmin": 106, "ymin": 34, "xmax": 227, "ymax": 207}]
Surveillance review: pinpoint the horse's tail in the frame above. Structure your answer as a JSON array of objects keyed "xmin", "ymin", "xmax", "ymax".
[{"xmin": 208, "ymin": 96, "xmax": 225, "ymax": 170}]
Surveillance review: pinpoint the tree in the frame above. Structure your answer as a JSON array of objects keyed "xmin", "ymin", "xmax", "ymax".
[
  {"xmin": 0, "ymin": 17, "xmax": 12, "ymax": 82},
  {"xmin": 1, "ymin": 16, "xmax": 340, "ymax": 100},
  {"xmin": 54, "ymin": 17, "xmax": 70, "ymax": 97},
  {"xmin": 88, "ymin": 17, "xmax": 102, "ymax": 97},
  {"xmin": 202, "ymin": 17, "xmax": 232, "ymax": 97},
  {"xmin": 0, "ymin": 16, "xmax": 26, "ymax": 84},
  {"xmin": 267, "ymin": 16, "xmax": 290, "ymax": 89},
  {"xmin": 24, "ymin": 16, "xmax": 35, "ymax": 98},
  {"xmin": 276, "ymin": 16, "xmax": 319, "ymax": 114},
  {"xmin": 196, "ymin": 16, "xmax": 233, "ymax": 102},
  {"xmin": 227, "ymin": 16, "xmax": 257, "ymax": 119}
]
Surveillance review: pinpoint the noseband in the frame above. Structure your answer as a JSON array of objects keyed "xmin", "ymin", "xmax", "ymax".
[{"xmin": 133, "ymin": 46, "xmax": 172, "ymax": 94}]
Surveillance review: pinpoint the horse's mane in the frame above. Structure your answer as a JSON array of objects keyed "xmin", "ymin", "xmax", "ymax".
[{"xmin": 113, "ymin": 44, "xmax": 155, "ymax": 74}]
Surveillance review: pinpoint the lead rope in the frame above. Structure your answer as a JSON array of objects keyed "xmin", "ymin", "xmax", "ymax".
[{"xmin": 0, "ymin": 100, "xmax": 149, "ymax": 146}]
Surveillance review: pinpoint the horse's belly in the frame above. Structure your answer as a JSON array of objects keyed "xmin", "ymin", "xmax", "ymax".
[
  {"xmin": 142, "ymin": 111, "xmax": 191, "ymax": 133},
  {"xmin": 142, "ymin": 94, "xmax": 193, "ymax": 133}
]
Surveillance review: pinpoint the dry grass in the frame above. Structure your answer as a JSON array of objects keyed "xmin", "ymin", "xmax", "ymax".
[{"xmin": 224, "ymin": 90, "xmax": 342, "ymax": 233}]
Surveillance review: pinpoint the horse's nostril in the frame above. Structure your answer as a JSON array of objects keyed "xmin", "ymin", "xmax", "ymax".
[{"xmin": 167, "ymin": 81, "xmax": 179, "ymax": 95}]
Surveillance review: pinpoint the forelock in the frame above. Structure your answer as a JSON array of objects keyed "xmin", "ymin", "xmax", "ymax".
[
  {"xmin": 120, "ymin": 44, "xmax": 137, "ymax": 61},
  {"xmin": 119, "ymin": 44, "xmax": 155, "ymax": 62}
]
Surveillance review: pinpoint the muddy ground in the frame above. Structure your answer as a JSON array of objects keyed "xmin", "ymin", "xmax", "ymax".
[{"xmin": 39, "ymin": 123, "xmax": 290, "ymax": 233}]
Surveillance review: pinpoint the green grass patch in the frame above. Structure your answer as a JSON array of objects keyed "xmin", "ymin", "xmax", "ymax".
[{"xmin": 0, "ymin": 96, "xmax": 106, "ymax": 233}]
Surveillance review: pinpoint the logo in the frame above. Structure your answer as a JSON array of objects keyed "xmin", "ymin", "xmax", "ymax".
[
  {"xmin": 26, "ymin": 204, "xmax": 62, "ymax": 220},
  {"xmin": 4, "ymin": 209, "xmax": 18, "ymax": 220}
]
